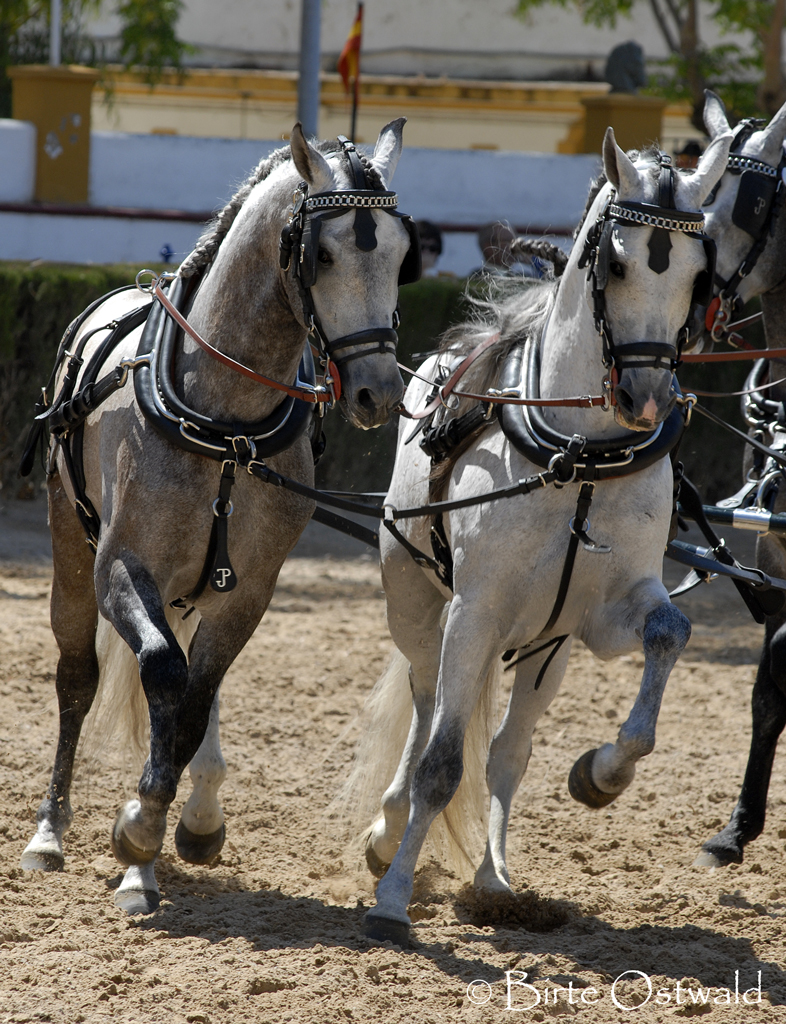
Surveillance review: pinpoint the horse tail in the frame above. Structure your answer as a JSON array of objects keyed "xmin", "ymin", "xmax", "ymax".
[
  {"xmin": 333, "ymin": 648, "xmax": 414, "ymax": 845},
  {"xmin": 336, "ymin": 647, "xmax": 500, "ymax": 881},
  {"xmin": 79, "ymin": 609, "xmax": 200, "ymax": 778}
]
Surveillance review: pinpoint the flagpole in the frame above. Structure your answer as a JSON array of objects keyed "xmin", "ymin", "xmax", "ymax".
[
  {"xmin": 297, "ymin": 0, "xmax": 321, "ymax": 137},
  {"xmin": 350, "ymin": 78, "xmax": 358, "ymax": 142}
]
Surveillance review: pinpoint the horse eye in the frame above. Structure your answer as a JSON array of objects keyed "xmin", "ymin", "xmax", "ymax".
[
  {"xmin": 317, "ymin": 247, "xmax": 332, "ymax": 266},
  {"xmin": 609, "ymin": 260, "xmax": 625, "ymax": 279}
]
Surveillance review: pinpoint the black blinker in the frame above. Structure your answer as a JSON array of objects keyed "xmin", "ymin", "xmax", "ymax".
[
  {"xmin": 398, "ymin": 215, "xmax": 422, "ymax": 286},
  {"xmin": 732, "ymin": 170, "xmax": 778, "ymax": 238},
  {"xmin": 595, "ymin": 220, "xmax": 614, "ymax": 290},
  {"xmin": 299, "ymin": 216, "xmax": 321, "ymax": 288}
]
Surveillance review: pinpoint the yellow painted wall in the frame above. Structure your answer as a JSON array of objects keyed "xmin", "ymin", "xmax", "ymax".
[{"xmin": 92, "ymin": 67, "xmax": 697, "ymax": 156}]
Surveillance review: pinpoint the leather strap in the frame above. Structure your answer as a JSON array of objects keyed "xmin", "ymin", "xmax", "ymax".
[{"xmin": 153, "ymin": 279, "xmax": 330, "ymax": 403}]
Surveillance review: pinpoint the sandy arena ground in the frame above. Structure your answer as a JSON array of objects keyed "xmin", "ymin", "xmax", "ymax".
[{"xmin": 1, "ymin": 496, "xmax": 786, "ymax": 1023}]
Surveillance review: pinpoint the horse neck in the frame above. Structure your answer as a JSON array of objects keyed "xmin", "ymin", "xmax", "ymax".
[
  {"xmin": 537, "ymin": 238, "xmax": 618, "ymax": 438},
  {"xmin": 178, "ymin": 192, "xmax": 307, "ymax": 423}
]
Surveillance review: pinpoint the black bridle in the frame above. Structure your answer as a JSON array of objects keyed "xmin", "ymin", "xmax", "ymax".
[
  {"xmin": 579, "ymin": 153, "xmax": 714, "ymax": 377},
  {"xmin": 277, "ymin": 135, "xmax": 421, "ymax": 383},
  {"xmin": 704, "ymin": 118, "xmax": 786, "ymax": 341}
]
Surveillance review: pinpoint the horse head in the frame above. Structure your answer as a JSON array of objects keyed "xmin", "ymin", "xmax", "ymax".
[
  {"xmin": 284, "ymin": 120, "xmax": 414, "ymax": 429},
  {"xmin": 701, "ymin": 92, "xmax": 786, "ymax": 337},
  {"xmin": 592, "ymin": 126, "xmax": 731, "ymax": 430}
]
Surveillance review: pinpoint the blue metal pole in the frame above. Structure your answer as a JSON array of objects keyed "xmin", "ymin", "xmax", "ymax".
[{"xmin": 298, "ymin": 0, "xmax": 321, "ymax": 137}]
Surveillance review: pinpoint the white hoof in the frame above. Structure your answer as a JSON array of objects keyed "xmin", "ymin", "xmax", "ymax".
[
  {"xmin": 693, "ymin": 850, "xmax": 722, "ymax": 869},
  {"xmin": 115, "ymin": 863, "xmax": 161, "ymax": 915},
  {"xmin": 21, "ymin": 827, "xmax": 65, "ymax": 872}
]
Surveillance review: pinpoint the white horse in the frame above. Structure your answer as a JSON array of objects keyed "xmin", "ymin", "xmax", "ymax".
[
  {"xmin": 352, "ymin": 127, "xmax": 732, "ymax": 946},
  {"xmin": 20, "ymin": 121, "xmax": 417, "ymax": 915}
]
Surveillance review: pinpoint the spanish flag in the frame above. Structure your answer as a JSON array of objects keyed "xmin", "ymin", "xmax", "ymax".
[{"xmin": 338, "ymin": 3, "xmax": 363, "ymax": 104}]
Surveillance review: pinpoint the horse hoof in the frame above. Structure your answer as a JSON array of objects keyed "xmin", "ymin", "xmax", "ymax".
[
  {"xmin": 175, "ymin": 820, "xmax": 225, "ymax": 865},
  {"xmin": 363, "ymin": 911, "xmax": 411, "ymax": 947},
  {"xmin": 695, "ymin": 834, "xmax": 743, "ymax": 868},
  {"xmin": 365, "ymin": 838, "xmax": 390, "ymax": 879},
  {"xmin": 568, "ymin": 749, "xmax": 618, "ymax": 809},
  {"xmin": 114, "ymin": 889, "xmax": 160, "ymax": 916},
  {"xmin": 111, "ymin": 816, "xmax": 161, "ymax": 867},
  {"xmin": 20, "ymin": 847, "xmax": 64, "ymax": 872}
]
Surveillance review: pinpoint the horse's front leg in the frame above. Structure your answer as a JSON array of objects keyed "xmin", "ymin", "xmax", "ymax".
[
  {"xmin": 97, "ymin": 552, "xmax": 190, "ymax": 913},
  {"xmin": 698, "ymin": 615, "xmax": 786, "ymax": 866},
  {"xmin": 175, "ymin": 689, "xmax": 228, "ymax": 865},
  {"xmin": 569, "ymin": 596, "xmax": 691, "ymax": 807},
  {"xmin": 474, "ymin": 638, "xmax": 572, "ymax": 892},
  {"xmin": 364, "ymin": 596, "xmax": 498, "ymax": 947},
  {"xmin": 365, "ymin": 544, "xmax": 446, "ymax": 875}
]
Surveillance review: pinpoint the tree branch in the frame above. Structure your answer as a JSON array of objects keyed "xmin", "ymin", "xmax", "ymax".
[{"xmin": 648, "ymin": 0, "xmax": 680, "ymax": 54}]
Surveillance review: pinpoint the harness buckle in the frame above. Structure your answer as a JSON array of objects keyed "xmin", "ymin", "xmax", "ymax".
[{"xmin": 383, "ymin": 504, "xmax": 399, "ymax": 523}]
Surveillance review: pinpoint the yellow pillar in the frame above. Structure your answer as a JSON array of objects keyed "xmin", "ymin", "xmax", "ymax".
[
  {"xmin": 8, "ymin": 64, "xmax": 100, "ymax": 204},
  {"xmin": 580, "ymin": 94, "xmax": 668, "ymax": 154}
]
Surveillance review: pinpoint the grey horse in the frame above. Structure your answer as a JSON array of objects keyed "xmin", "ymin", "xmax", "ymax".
[{"xmin": 20, "ymin": 120, "xmax": 415, "ymax": 914}]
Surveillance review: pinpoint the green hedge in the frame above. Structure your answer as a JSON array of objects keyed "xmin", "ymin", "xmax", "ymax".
[{"xmin": 0, "ymin": 261, "xmax": 754, "ymax": 504}]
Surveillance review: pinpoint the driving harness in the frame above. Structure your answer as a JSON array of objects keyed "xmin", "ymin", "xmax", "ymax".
[
  {"xmin": 399, "ymin": 155, "xmax": 715, "ymax": 661},
  {"xmin": 20, "ymin": 135, "xmax": 421, "ymax": 608},
  {"xmin": 704, "ymin": 118, "xmax": 786, "ymax": 342}
]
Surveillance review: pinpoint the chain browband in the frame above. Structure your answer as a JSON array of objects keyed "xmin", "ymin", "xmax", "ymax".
[
  {"xmin": 727, "ymin": 154, "xmax": 780, "ymax": 178},
  {"xmin": 304, "ymin": 190, "xmax": 399, "ymax": 211},
  {"xmin": 608, "ymin": 201, "xmax": 705, "ymax": 234}
]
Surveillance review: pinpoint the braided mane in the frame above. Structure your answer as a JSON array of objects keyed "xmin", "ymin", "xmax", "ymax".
[{"xmin": 179, "ymin": 140, "xmax": 385, "ymax": 278}]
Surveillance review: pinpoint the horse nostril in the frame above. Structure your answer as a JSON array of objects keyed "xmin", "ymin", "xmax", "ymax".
[
  {"xmin": 614, "ymin": 387, "xmax": 634, "ymax": 415},
  {"xmin": 356, "ymin": 387, "xmax": 378, "ymax": 413}
]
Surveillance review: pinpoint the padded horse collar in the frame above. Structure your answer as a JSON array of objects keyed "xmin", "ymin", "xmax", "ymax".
[
  {"xmin": 497, "ymin": 339, "xmax": 687, "ymax": 480},
  {"xmin": 277, "ymin": 135, "xmax": 421, "ymax": 376},
  {"xmin": 579, "ymin": 152, "xmax": 714, "ymax": 375}
]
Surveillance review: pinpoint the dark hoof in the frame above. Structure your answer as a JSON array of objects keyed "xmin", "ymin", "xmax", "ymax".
[
  {"xmin": 20, "ymin": 848, "xmax": 64, "ymax": 872},
  {"xmin": 175, "ymin": 820, "xmax": 225, "ymax": 865},
  {"xmin": 365, "ymin": 839, "xmax": 390, "ymax": 879},
  {"xmin": 363, "ymin": 911, "xmax": 411, "ymax": 947},
  {"xmin": 111, "ymin": 819, "xmax": 161, "ymax": 867},
  {"xmin": 114, "ymin": 889, "xmax": 161, "ymax": 915},
  {"xmin": 568, "ymin": 749, "xmax": 618, "ymax": 809},
  {"xmin": 696, "ymin": 831, "xmax": 744, "ymax": 868}
]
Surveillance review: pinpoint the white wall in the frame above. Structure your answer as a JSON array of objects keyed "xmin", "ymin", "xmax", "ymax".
[
  {"xmin": 1, "ymin": 130, "xmax": 600, "ymax": 272},
  {"xmin": 0, "ymin": 120, "xmax": 36, "ymax": 203},
  {"xmin": 85, "ymin": 0, "xmax": 731, "ymax": 79}
]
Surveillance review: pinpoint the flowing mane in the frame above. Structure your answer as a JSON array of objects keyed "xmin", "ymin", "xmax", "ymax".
[{"xmin": 180, "ymin": 140, "xmax": 385, "ymax": 278}]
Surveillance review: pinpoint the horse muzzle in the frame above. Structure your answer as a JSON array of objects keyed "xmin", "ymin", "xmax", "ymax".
[{"xmin": 613, "ymin": 367, "xmax": 677, "ymax": 431}]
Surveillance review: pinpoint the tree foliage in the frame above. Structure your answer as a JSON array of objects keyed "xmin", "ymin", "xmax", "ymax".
[
  {"xmin": 516, "ymin": 0, "xmax": 785, "ymax": 127},
  {"xmin": 0, "ymin": 0, "xmax": 192, "ymax": 116}
]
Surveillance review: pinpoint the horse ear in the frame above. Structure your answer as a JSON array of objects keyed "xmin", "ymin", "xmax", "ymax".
[
  {"xmin": 370, "ymin": 117, "xmax": 406, "ymax": 187},
  {"xmin": 602, "ymin": 127, "xmax": 640, "ymax": 197},
  {"xmin": 758, "ymin": 98, "xmax": 786, "ymax": 166},
  {"xmin": 290, "ymin": 123, "xmax": 334, "ymax": 191},
  {"xmin": 703, "ymin": 90, "xmax": 730, "ymax": 140},
  {"xmin": 680, "ymin": 130, "xmax": 733, "ymax": 208}
]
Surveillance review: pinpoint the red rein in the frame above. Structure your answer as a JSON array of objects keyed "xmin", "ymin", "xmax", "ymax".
[{"xmin": 153, "ymin": 280, "xmax": 336, "ymax": 404}]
